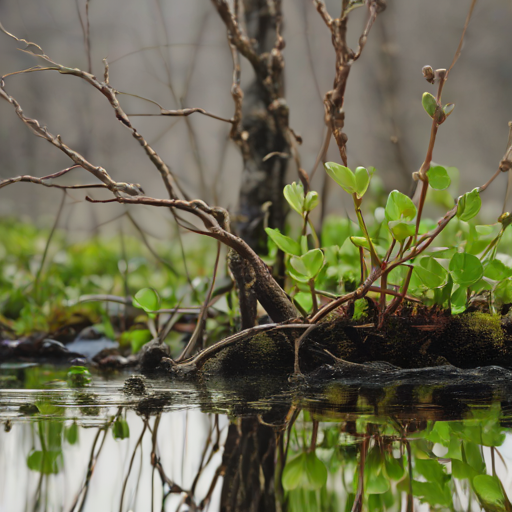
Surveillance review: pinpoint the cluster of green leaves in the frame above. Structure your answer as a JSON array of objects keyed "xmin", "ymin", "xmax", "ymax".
[
  {"xmin": 0, "ymin": 218, "xmax": 222, "ymax": 350},
  {"xmin": 267, "ymin": 159, "xmax": 512, "ymax": 316}
]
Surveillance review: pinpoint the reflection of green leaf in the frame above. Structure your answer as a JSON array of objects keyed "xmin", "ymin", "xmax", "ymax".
[
  {"xmin": 415, "ymin": 458, "xmax": 447, "ymax": 483},
  {"xmin": 413, "ymin": 480, "xmax": 452, "ymax": 507},
  {"xmin": 304, "ymin": 452, "xmax": 328, "ymax": 490},
  {"xmin": 282, "ymin": 453, "xmax": 305, "ymax": 490},
  {"xmin": 265, "ymin": 228, "xmax": 301, "ymax": 256},
  {"xmin": 452, "ymin": 459, "xmax": 478, "ymax": 480},
  {"xmin": 112, "ymin": 418, "xmax": 130, "ymax": 440},
  {"xmin": 65, "ymin": 422, "xmax": 79, "ymax": 445},
  {"xmin": 282, "ymin": 452, "xmax": 327, "ymax": 491},
  {"xmin": 473, "ymin": 475, "xmax": 505, "ymax": 505},
  {"xmin": 120, "ymin": 329, "xmax": 152, "ymax": 353},
  {"xmin": 426, "ymin": 421, "xmax": 451, "ymax": 445},
  {"xmin": 445, "ymin": 437, "xmax": 462, "ymax": 461},
  {"xmin": 27, "ymin": 449, "xmax": 63, "ymax": 474},
  {"xmin": 384, "ymin": 455, "xmax": 405, "ymax": 481},
  {"xmin": 464, "ymin": 442, "xmax": 486, "ymax": 473}
]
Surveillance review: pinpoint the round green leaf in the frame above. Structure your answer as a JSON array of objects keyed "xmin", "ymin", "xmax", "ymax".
[
  {"xmin": 133, "ymin": 288, "xmax": 160, "ymax": 313},
  {"xmin": 324, "ymin": 162, "xmax": 356, "ymax": 194},
  {"xmin": 290, "ymin": 249, "xmax": 324, "ymax": 280},
  {"xmin": 449, "ymin": 253, "xmax": 484, "ymax": 287},
  {"xmin": 385, "ymin": 190, "xmax": 417, "ymax": 222},
  {"xmin": 427, "ymin": 165, "xmax": 451, "ymax": 190},
  {"xmin": 473, "ymin": 475, "xmax": 505, "ymax": 504},
  {"xmin": 457, "ymin": 188, "xmax": 481, "ymax": 222},
  {"xmin": 443, "ymin": 103, "xmax": 455, "ymax": 117},
  {"xmin": 422, "ymin": 92, "xmax": 437, "ymax": 118},
  {"xmin": 265, "ymin": 228, "xmax": 301, "ymax": 256},
  {"xmin": 388, "ymin": 220, "xmax": 415, "ymax": 242},
  {"xmin": 284, "ymin": 182, "xmax": 305, "ymax": 215},
  {"xmin": 414, "ymin": 257, "xmax": 447, "ymax": 288},
  {"xmin": 484, "ymin": 259, "xmax": 512, "ymax": 281}
]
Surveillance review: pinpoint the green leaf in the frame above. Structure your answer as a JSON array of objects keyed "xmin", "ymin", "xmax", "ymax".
[
  {"xmin": 367, "ymin": 472, "xmax": 390, "ymax": 494},
  {"xmin": 415, "ymin": 257, "xmax": 448, "ymax": 289},
  {"xmin": 388, "ymin": 220, "xmax": 415, "ymax": 242},
  {"xmin": 133, "ymin": 288, "xmax": 160, "ymax": 314},
  {"xmin": 112, "ymin": 418, "xmax": 130, "ymax": 440},
  {"xmin": 412, "ymin": 481, "xmax": 452, "ymax": 507},
  {"xmin": 304, "ymin": 191, "xmax": 320, "ymax": 212},
  {"xmin": 451, "ymin": 285, "xmax": 468, "ymax": 314},
  {"xmin": 265, "ymin": 228, "xmax": 301, "ymax": 256},
  {"xmin": 484, "ymin": 259, "xmax": 512, "ymax": 281},
  {"xmin": 282, "ymin": 453, "xmax": 306, "ymax": 490},
  {"xmin": 422, "ymin": 92, "xmax": 437, "ymax": 118},
  {"xmin": 385, "ymin": 190, "xmax": 417, "ymax": 222},
  {"xmin": 65, "ymin": 422, "xmax": 79, "ymax": 445},
  {"xmin": 324, "ymin": 162, "xmax": 356, "ymax": 194},
  {"xmin": 384, "ymin": 456, "xmax": 405, "ymax": 481},
  {"xmin": 121, "ymin": 329, "xmax": 152, "ymax": 353},
  {"xmin": 67, "ymin": 366, "xmax": 91, "ymax": 388},
  {"xmin": 284, "ymin": 182, "xmax": 305, "ymax": 215},
  {"xmin": 350, "ymin": 236, "xmax": 370, "ymax": 250},
  {"xmin": 290, "ymin": 249, "xmax": 324, "ymax": 280},
  {"xmin": 473, "ymin": 475, "xmax": 505, "ymax": 505},
  {"xmin": 449, "ymin": 252, "xmax": 484, "ymax": 287},
  {"xmin": 457, "ymin": 188, "xmax": 481, "ymax": 222},
  {"xmin": 427, "ymin": 165, "xmax": 451, "ymax": 190},
  {"xmin": 354, "ymin": 166, "xmax": 372, "ymax": 197},
  {"xmin": 304, "ymin": 452, "xmax": 328, "ymax": 490}
]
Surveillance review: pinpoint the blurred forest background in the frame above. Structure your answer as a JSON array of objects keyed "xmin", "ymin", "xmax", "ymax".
[{"xmin": 1, "ymin": 0, "xmax": 511, "ymax": 239}]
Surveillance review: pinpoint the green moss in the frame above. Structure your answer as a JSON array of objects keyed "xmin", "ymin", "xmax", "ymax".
[{"xmin": 200, "ymin": 331, "xmax": 295, "ymax": 377}]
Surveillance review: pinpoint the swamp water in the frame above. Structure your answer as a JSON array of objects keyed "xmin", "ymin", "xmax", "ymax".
[{"xmin": 1, "ymin": 364, "xmax": 512, "ymax": 512}]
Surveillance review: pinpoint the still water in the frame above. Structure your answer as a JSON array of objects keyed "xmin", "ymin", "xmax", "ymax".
[{"xmin": 1, "ymin": 364, "xmax": 512, "ymax": 511}]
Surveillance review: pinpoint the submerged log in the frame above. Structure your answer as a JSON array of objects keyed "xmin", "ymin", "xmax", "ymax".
[{"xmin": 169, "ymin": 312, "xmax": 512, "ymax": 378}]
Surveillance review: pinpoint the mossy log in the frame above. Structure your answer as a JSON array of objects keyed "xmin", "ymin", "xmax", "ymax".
[{"xmin": 171, "ymin": 312, "xmax": 512, "ymax": 378}]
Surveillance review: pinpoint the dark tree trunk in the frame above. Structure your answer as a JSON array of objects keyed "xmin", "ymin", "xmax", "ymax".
[{"xmin": 235, "ymin": 0, "xmax": 289, "ymax": 255}]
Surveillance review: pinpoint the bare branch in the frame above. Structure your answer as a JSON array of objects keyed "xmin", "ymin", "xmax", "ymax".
[{"xmin": 0, "ymin": 25, "xmax": 182, "ymax": 199}]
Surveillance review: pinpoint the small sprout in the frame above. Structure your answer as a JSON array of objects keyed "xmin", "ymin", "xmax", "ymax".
[
  {"xmin": 288, "ymin": 249, "xmax": 324, "ymax": 283},
  {"xmin": 422, "ymin": 92, "xmax": 437, "ymax": 118},
  {"xmin": 499, "ymin": 212, "xmax": 512, "ymax": 227},
  {"xmin": 422, "ymin": 65, "xmax": 435, "ymax": 84},
  {"xmin": 283, "ymin": 182, "xmax": 305, "ymax": 215},
  {"xmin": 443, "ymin": 103, "xmax": 455, "ymax": 117},
  {"xmin": 324, "ymin": 162, "xmax": 356, "ymax": 194},
  {"xmin": 304, "ymin": 190, "xmax": 319, "ymax": 212}
]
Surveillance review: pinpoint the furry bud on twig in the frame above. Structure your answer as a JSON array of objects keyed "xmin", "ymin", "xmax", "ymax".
[{"xmin": 422, "ymin": 66, "xmax": 435, "ymax": 84}]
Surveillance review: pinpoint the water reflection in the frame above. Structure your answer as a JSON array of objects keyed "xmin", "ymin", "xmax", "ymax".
[{"xmin": 1, "ymin": 366, "xmax": 512, "ymax": 511}]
